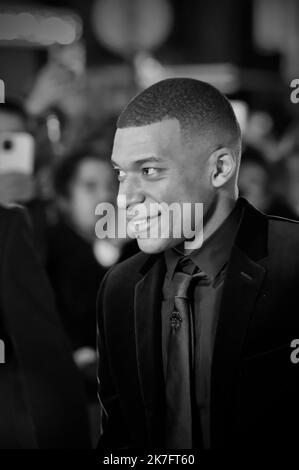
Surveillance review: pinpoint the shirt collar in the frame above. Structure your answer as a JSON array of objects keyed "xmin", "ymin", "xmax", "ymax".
[{"xmin": 164, "ymin": 198, "xmax": 244, "ymax": 281}]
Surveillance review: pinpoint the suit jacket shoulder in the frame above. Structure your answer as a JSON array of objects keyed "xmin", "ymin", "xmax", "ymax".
[{"xmin": 268, "ymin": 214, "xmax": 299, "ymax": 243}]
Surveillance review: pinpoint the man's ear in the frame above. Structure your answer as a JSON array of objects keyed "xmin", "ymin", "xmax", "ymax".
[{"xmin": 210, "ymin": 148, "xmax": 236, "ymax": 188}]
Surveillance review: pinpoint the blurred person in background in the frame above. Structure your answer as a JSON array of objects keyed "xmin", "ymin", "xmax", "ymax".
[
  {"xmin": 46, "ymin": 147, "xmax": 137, "ymax": 445},
  {"xmin": 238, "ymin": 147, "xmax": 297, "ymax": 219},
  {"xmin": 0, "ymin": 98, "xmax": 54, "ymax": 260},
  {"xmin": 238, "ymin": 147, "xmax": 271, "ymax": 213},
  {"xmin": 243, "ymin": 106, "xmax": 289, "ymax": 164},
  {"xmin": 0, "ymin": 204, "xmax": 91, "ymax": 448},
  {"xmin": 0, "ymin": 100, "xmax": 92, "ymax": 448}
]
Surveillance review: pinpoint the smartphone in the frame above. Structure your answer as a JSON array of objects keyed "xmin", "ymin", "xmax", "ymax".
[{"xmin": 0, "ymin": 132, "xmax": 35, "ymax": 175}]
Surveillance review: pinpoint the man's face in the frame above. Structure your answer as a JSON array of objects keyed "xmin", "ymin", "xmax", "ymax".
[{"xmin": 112, "ymin": 119, "xmax": 215, "ymax": 253}]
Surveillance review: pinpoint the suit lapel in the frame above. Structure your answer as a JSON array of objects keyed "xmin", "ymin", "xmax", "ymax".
[
  {"xmin": 134, "ymin": 255, "xmax": 166, "ymax": 446},
  {"xmin": 210, "ymin": 199, "xmax": 268, "ymax": 446}
]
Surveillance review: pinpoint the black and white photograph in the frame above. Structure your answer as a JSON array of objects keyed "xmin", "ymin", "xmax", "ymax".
[{"xmin": 0, "ymin": 0, "xmax": 299, "ymax": 462}]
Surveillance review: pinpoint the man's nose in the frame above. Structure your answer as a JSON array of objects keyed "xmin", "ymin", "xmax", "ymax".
[{"xmin": 117, "ymin": 176, "xmax": 145, "ymax": 210}]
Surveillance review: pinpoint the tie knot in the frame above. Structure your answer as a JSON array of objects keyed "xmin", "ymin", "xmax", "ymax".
[
  {"xmin": 177, "ymin": 257, "xmax": 198, "ymax": 275},
  {"xmin": 172, "ymin": 258, "xmax": 199, "ymax": 299}
]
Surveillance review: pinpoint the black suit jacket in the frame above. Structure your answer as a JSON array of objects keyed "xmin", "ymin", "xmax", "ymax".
[
  {"xmin": 0, "ymin": 205, "xmax": 90, "ymax": 448},
  {"xmin": 97, "ymin": 198, "xmax": 299, "ymax": 449}
]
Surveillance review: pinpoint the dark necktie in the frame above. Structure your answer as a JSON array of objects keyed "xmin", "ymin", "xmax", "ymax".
[{"xmin": 165, "ymin": 257, "xmax": 206, "ymax": 449}]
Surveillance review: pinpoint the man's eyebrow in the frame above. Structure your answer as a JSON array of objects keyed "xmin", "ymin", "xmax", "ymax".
[{"xmin": 111, "ymin": 155, "xmax": 165, "ymax": 167}]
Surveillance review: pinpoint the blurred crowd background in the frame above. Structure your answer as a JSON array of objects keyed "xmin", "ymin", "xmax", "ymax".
[{"xmin": 1, "ymin": 0, "xmax": 299, "ymax": 447}]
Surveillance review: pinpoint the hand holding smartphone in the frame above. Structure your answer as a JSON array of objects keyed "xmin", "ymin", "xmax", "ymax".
[{"xmin": 0, "ymin": 132, "xmax": 35, "ymax": 175}]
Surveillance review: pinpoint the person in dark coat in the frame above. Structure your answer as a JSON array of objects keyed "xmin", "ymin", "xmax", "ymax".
[{"xmin": 0, "ymin": 204, "xmax": 90, "ymax": 448}]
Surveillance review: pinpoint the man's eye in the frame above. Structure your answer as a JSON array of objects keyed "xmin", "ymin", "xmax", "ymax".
[{"xmin": 142, "ymin": 167, "xmax": 158, "ymax": 177}]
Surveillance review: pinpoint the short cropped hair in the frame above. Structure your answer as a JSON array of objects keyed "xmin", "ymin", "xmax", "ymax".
[{"xmin": 117, "ymin": 78, "xmax": 241, "ymax": 152}]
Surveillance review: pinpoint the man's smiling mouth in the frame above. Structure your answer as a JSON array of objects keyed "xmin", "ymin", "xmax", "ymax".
[{"xmin": 127, "ymin": 213, "xmax": 161, "ymax": 235}]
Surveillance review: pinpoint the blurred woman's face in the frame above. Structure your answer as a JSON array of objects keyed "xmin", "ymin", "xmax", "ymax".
[{"xmin": 67, "ymin": 158, "xmax": 116, "ymax": 240}]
